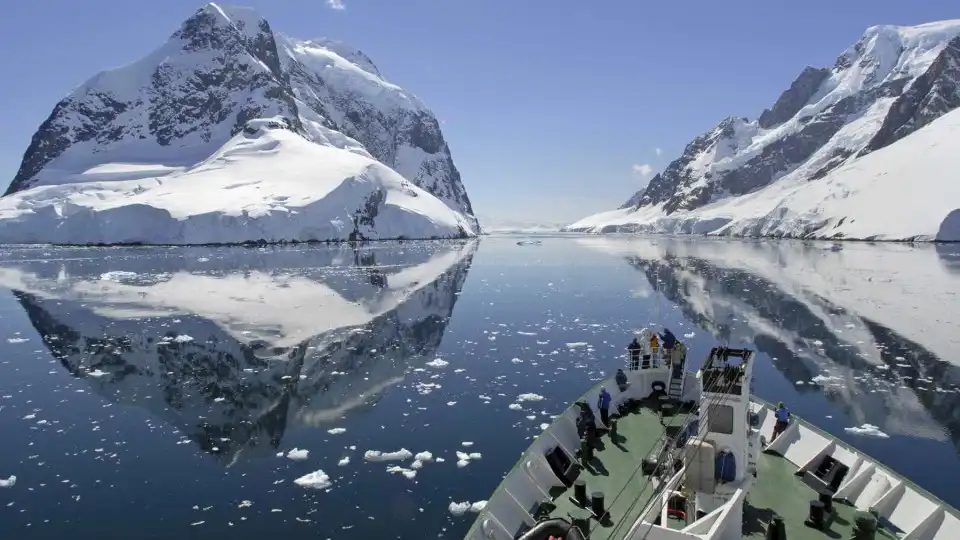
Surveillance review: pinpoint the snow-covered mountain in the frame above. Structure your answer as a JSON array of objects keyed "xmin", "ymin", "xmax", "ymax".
[
  {"xmin": 568, "ymin": 22, "xmax": 960, "ymax": 241},
  {"xmin": 0, "ymin": 3, "xmax": 476, "ymax": 244},
  {"xmin": 0, "ymin": 241, "xmax": 477, "ymax": 464},
  {"xmin": 580, "ymin": 237, "xmax": 960, "ymax": 452}
]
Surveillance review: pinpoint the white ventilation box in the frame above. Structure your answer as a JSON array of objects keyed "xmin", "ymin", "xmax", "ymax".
[{"xmin": 684, "ymin": 439, "xmax": 716, "ymax": 494}]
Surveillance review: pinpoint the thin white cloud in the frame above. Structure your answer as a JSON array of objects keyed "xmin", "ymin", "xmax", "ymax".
[
  {"xmin": 654, "ymin": 147, "xmax": 662, "ymax": 156},
  {"xmin": 326, "ymin": 0, "xmax": 346, "ymax": 10},
  {"xmin": 631, "ymin": 163, "xmax": 654, "ymax": 178}
]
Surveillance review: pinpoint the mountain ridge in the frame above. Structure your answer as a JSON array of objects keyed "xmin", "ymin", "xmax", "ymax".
[
  {"xmin": 0, "ymin": 2, "xmax": 477, "ymax": 244},
  {"xmin": 568, "ymin": 20, "xmax": 960, "ymax": 241}
]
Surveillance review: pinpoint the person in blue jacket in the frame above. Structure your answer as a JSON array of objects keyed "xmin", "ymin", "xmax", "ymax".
[
  {"xmin": 772, "ymin": 401, "xmax": 791, "ymax": 441},
  {"xmin": 597, "ymin": 386, "xmax": 612, "ymax": 426}
]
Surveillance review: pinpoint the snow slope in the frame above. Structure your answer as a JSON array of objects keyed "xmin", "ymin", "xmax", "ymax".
[
  {"xmin": 568, "ymin": 107, "xmax": 960, "ymax": 241},
  {"xmin": 0, "ymin": 121, "xmax": 473, "ymax": 244},
  {"xmin": 1, "ymin": 3, "xmax": 476, "ymax": 244},
  {"xmin": 568, "ymin": 21, "xmax": 960, "ymax": 241}
]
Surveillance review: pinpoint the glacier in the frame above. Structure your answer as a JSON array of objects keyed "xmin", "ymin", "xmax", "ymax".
[
  {"xmin": 568, "ymin": 21, "xmax": 960, "ymax": 242},
  {"xmin": 0, "ymin": 3, "xmax": 476, "ymax": 245}
]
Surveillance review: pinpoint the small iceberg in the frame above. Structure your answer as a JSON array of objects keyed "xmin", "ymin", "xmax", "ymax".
[
  {"xmin": 448, "ymin": 500, "xmax": 488, "ymax": 516},
  {"xmin": 363, "ymin": 449, "xmax": 414, "ymax": 462},
  {"xmin": 0, "ymin": 475, "xmax": 15, "ymax": 488},
  {"xmin": 286, "ymin": 448, "xmax": 309, "ymax": 460},
  {"xmin": 294, "ymin": 470, "xmax": 332, "ymax": 489},
  {"xmin": 844, "ymin": 424, "xmax": 889, "ymax": 438}
]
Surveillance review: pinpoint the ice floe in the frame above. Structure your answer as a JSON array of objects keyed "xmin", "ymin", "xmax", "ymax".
[
  {"xmin": 425, "ymin": 358, "xmax": 449, "ymax": 368},
  {"xmin": 448, "ymin": 500, "xmax": 488, "ymax": 516},
  {"xmin": 0, "ymin": 476, "xmax": 15, "ymax": 488},
  {"xmin": 844, "ymin": 424, "xmax": 890, "ymax": 438},
  {"xmin": 327, "ymin": 427, "xmax": 346, "ymax": 435},
  {"xmin": 386, "ymin": 465, "xmax": 417, "ymax": 479},
  {"xmin": 294, "ymin": 470, "xmax": 332, "ymax": 489},
  {"xmin": 364, "ymin": 449, "xmax": 414, "ymax": 462},
  {"xmin": 286, "ymin": 448, "xmax": 309, "ymax": 460}
]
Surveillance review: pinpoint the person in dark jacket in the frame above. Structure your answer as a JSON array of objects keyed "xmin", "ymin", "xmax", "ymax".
[
  {"xmin": 660, "ymin": 328, "xmax": 677, "ymax": 350},
  {"xmin": 597, "ymin": 386, "xmax": 612, "ymax": 426},
  {"xmin": 615, "ymin": 368, "xmax": 629, "ymax": 392},
  {"xmin": 627, "ymin": 338, "xmax": 641, "ymax": 370}
]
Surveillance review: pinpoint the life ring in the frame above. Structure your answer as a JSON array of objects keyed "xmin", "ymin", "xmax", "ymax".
[
  {"xmin": 651, "ymin": 381, "xmax": 666, "ymax": 393},
  {"xmin": 667, "ymin": 509, "xmax": 686, "ymax": 521}
]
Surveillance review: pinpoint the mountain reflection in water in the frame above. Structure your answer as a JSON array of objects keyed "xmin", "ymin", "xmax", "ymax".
[
  {"xmin": 0, "ymin": 241, "xmax": 477, "ymax": 466},
  {"xmin": 582, "ymin": 237, "xmax": 960, "ymax": 456}
]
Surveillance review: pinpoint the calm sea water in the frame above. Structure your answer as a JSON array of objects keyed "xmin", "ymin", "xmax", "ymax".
[{"xmin": 0, "ymin": 235, "xmax": 958, "ymax": 539}]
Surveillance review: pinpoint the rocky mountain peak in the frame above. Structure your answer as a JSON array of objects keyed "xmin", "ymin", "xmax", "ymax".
[
  {"xmin": 5, "ymin": 3, "xmax": 475, "ymax": 227},
  {"xmin": 615, "ymin": 19, "xmax": 960, "ymax": 218}
]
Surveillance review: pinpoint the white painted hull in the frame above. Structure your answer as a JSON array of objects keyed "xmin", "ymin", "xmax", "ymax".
[{"xmin": 465, "ymin": 368, "xmax": 960, "ymax": 540}]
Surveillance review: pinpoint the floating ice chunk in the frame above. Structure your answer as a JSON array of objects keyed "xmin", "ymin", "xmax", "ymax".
[
  {"xmin": 173, "ymin": 335, "xmax": 194, "ymax": 343},
  {"xmin": 294, "ymin": 470, "xmax": 332, "ymax": 489},
  {"xmin": 337, "ymin": 457, "xmax": 350, "ymax": 466},
  {"xmin": 191, "ymin": 521, "xmax": 205, "ymax": 526},
  {"xmin": 517, "ymin": 331, "xmax": 537, "ymax": 336},
  {"xmin": 425, "ymin": 358, "xmax": 449, "ymax": 368},
  {"xmin": 844, "ymin": 424, "xmax": 889, "ymax": 438},
  {"xmin": 100, "ymin": 271, "xmax": 139, "ymax": 281},
  {"xmin": 414, "ymin": 451, "xmax": 434, "ymax": 462},
  {"xmin": 540, "ymin": 423, "xmax": 550, "ymax": 430},
  {"xmin": 286, "ymin": 448, "xmax": 309, "ymax": 460},
  {"xmin": 566, "ymin": 342, "xmax": 588, "ymax": 349},
  {"xmin": 446, "ymin": 401, "xmax": 457, "ymax": 406},
  {"xmin": 511, "ymin": 358, "xmax": 523, "ymax": 364},
  {"xmin": 364, "ymin": 449, "xmax": 413, "ymax": 462},
  {"xmin": 517, "ymin": 393, "xmax": 544, "ymax": 402},
  {"xmin": 456, "ymin": 459, "xmax": 470, "ymax": 468},
  {"xmin": 683, "ymin": 332, "xmax": 696, "ymax": 338},
  {"xmin": 508, "ymin": 403, "xmax": 523, "ymax": 411},
  {"xmin": 327, "ymin": 427, "xmax": 346, "ymax": 435},
  {"xmin": 0, "ymin": 476, "xmax": 15, "ymax": 488},
  {"xmin": 23, "ymin": 414, "xmax": 36, "ymax": 420},
  {"xmin": 448, "ymin": 500, "xmax": 488, "ymax": 516},
  {"xmin": 386, "ymin": 466, "xmax": 417, "ymax": 480},
  {"xmin": 238, "ymin": 500, "xmax": 253, "ymax": 508},
  {"xmin": 460, "ymin": 442, "xmax": 473, "ymax": 447},
  {"xmin": 7, "ymin": 338, "xmax": 28, "ymax": 344}
]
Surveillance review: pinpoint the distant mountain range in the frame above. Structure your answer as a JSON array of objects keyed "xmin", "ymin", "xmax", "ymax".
[
  {"xmin": 0, "ymin": 3, "xmax": 477, "ymax": 245},
  {"xmin": 567, "ymin": 21, "xmax": 960, "ymax": 241}
]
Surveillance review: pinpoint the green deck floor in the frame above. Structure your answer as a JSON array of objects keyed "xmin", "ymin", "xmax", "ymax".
[
  {"xmin": 539, "ymin": 400, "xmax": 900, "ymax": 540},
  {"xmin": 546, "ymin": 401, "xmax": 688, "ymax": 540},
  {"xmin": 744, "ymin": 451, "xmax": 898, "ymax": 540}
]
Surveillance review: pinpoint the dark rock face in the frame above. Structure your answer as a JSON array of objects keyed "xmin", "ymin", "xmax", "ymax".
[
  {"xmin": 618, "ymin": 25, "xmax": 960, "ymax": 218},
  {"xmin": 863, "ymin": 36, "xmax": 960, "ymax": 154},
  {"xmin": 4, "ymin": 4, "xmax": 475, "ymax": 225},
  {"xmin": 282, "ymin": 51, "xmax": 474, "ymax": 217},
  {"xmin": 758, "ymin": 67, "xmax": 832, "ymax": 129}
]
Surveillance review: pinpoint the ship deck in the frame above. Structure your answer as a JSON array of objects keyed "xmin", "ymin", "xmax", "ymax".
[{"xmin": 541, "ymin": 398, "xmax": 899, "ymax": 540}]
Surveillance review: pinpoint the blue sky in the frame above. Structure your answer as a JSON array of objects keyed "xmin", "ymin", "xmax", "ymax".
[{"xmin": 0, "ymin": 1, "xmax": 957, "ymax": 225}]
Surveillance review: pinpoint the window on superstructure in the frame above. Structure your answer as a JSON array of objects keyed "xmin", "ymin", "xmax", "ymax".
[{"xmin": 708, "ymin": 404, "xmax": 734, "ymax": 434}]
